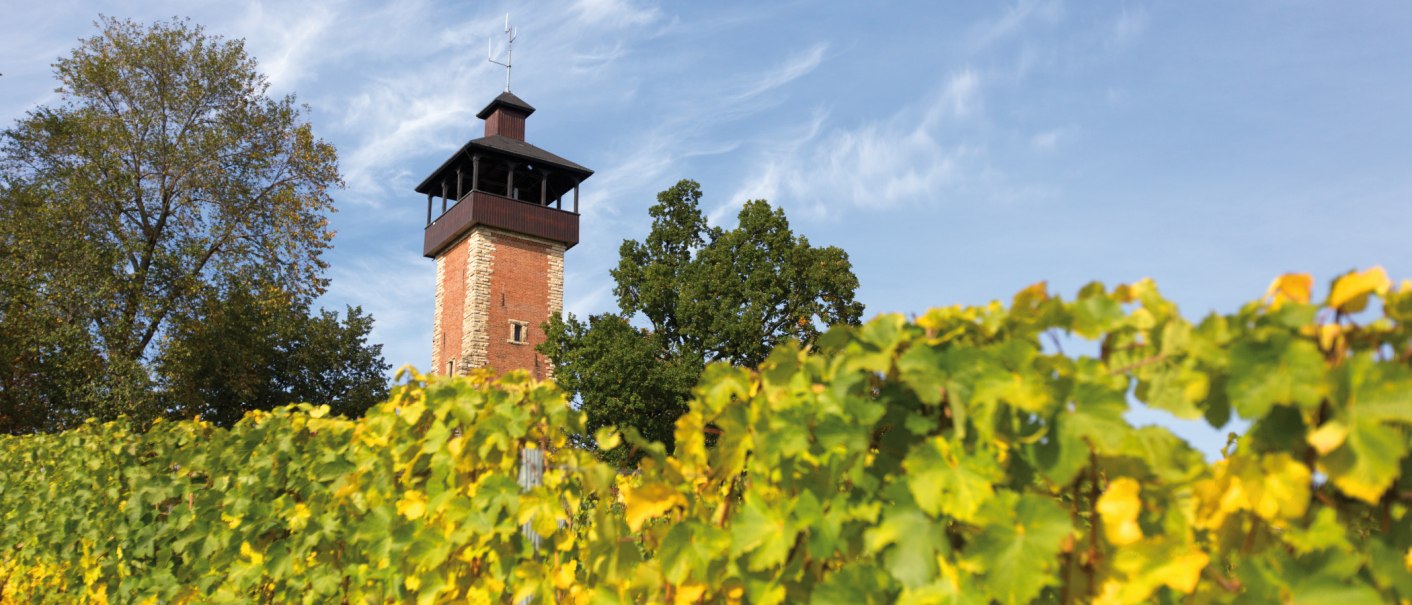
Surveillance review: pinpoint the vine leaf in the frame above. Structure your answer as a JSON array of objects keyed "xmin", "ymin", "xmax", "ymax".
[
  {"xmin": 903, "ymin": 437, "xmax": 999, "ymax": 523},
  {"xmin": 967, "ymin": 493, "xmax": 1073, "ymax": 605}
]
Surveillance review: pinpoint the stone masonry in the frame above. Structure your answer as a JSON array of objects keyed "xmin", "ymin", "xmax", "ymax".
[{"xmin": 432, "ymin": 225, "xmax": 562, "ymax": 380}]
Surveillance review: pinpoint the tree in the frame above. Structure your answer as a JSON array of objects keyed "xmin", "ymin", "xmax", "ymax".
[
  {"xmin": 0, "ymin": 17, "xmax": 373, "ymax": 432},
  {"xmin": 157, "ymin": 281, "xmax": 390, "ymax": 428},
  {"xmin": 541, "ymin": 179, "xmax": 863, "ymax": 459}
]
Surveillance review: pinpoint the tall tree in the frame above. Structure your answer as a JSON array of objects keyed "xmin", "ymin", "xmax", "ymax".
[
  {"xmin": 541, "ymin": 179, "xmax": 863, "ymax": 459},
  {"xmin": 157, "ymin": 281, "xmax": 390, "ymax": 428},
  {"xmin": 0, "ymin": 17, "xmax": 373, "ymax": 432}
]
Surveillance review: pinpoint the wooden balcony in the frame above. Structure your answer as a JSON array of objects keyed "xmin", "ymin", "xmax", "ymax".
[{"xmin": 424, "ymin": 190, "xmax": 579, "ymax": 258}]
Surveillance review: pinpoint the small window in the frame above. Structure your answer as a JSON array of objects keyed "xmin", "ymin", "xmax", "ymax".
[
  {"xmin": 447, "ymin": 360, "xmax": 456, "ymax": 375},
  {"xmin": 508, "ymin": 320, "xmax": 529, "ymax": 345}
]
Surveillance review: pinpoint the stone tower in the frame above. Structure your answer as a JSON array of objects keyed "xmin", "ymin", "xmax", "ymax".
[{"xmin": 417, "ymin": 92, "xmax": 592, "ymax": 379}]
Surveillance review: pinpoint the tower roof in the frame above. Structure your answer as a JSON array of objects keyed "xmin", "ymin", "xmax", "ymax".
[
  {"xmin": 413, "ymin": 134, "xmax": 592, "ymax": 195},
  {"xmin": 476, "ymin": 91, "xmax": 535, "ymax": 119}
]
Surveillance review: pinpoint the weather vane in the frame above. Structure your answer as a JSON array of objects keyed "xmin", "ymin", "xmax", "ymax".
[{"xmin": 487, "ymin": 14, "xmax": 517, "ymax": 93}]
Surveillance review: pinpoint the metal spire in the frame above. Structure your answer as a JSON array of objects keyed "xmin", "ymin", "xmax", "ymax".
[{"xmin": 487, "ymin": 14, "xmax": 517, "ymax": 93}]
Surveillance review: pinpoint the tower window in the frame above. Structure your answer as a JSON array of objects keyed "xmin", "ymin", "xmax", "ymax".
[{"xmin": 508, "ymin": 320, "xmax": 529, "ymax": 345}]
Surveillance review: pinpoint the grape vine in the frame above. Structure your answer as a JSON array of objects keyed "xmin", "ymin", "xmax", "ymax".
[{"xmin": 1, "ymin": 269, "xmax": 1409, "ymax": 603}]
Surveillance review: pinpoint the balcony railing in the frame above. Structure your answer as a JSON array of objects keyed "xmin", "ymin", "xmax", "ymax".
[{"xmin": 423, "ymin": 190, "xmax": 579, "ymax": 258}]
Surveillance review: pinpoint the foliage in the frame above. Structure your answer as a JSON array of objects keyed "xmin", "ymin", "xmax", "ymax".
[
  {"xmin": 0, "ymin": 368, "xmax": 608, "ymax": 603},
  {"xmin": 0, "ymin": 16, "xmax": 345, "ymax": 429},
  {"xmin": 157, "ymin": 282, "xmax": 391, "ymax": 428},
  {"xmin": 3, "ymin": 270, "xmax": 1411, "ymax": 604},
  {"xmin": 541, "ymin": 179, "xmax": 864, "ymax": 459},
  {"xmin": 539, "ymin": 313, "xmax": 697, "ymax": 452}
]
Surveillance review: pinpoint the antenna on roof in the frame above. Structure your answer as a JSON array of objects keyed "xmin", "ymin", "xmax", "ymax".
[{"xmin": 487, "ymin": 14, "xmax": 517, "ymax": 93}]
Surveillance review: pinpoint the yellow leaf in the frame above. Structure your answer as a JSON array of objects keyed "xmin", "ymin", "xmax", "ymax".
[
  {"xmin": 1097, "ymin": 541, "xmax": 1210, "ymax": 604},
  {"xmin": 1317, "ymin": 323, "xmax": 1343, "ymax": 352},
  {"xmin": 1160, "ymin": 547, "xmax": 1210, "ymax": 594},
  {"xmin": 594, "ymin": 426, "xmax": 621, "ymax": 451},
  {"xmin": 86, "ymin": 584, "xmax": 109, "ymax": 605},
  {"xmin": 1307, "ymin": 421, "xmax": 1349, "ymax": 455},
  {"xmin": 240, "ymin": 541, "xmax": 264, "ymax": 566},
  {"xmin": 405, "ymin": 574, "xmax": 421, "ymax": 591},
  {"xmin": 674, "ymin": 583, "xmax": 707, "ymax": 604},
  {"xmin": 1266, "ymin": 273, "xmax": 1313, "ymax": 310},
  {"xmin": 287, "ymin": 502, "xmax": 312, "ymax": 531},
  {"xmin": 622, "ymin": 482, "xmax": 686, "ymax": 532},
  {"xmin": 397, "ymin": 490, "xmax": 428, "ymax": 520},
  {"xmin": 1196, "ymin": 453, "xmax": 1310, "ymax": 530},
  {"xmin": 1097, "ymin": 478, "xmax": 1144, "ymax": 546},
  {"xmin": 1252, "ymin": 453, "xmax": 1312, "ymax": 522},
  {"xmin": 1328, "ymin": 266, "xmax": 1390, "ymax": 313},
  {"xmin": 1012, "ymin": 281, "xmax": 1049, "ymax": 309},
  {"xmin": 553, "ymin": 560, "xmax": 578, "ymax": 591}
]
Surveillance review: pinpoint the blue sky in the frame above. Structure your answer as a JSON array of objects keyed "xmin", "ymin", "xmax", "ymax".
[{"xmin": 5, "ymin": 1, "xmax": 1410, "ymax": 453}]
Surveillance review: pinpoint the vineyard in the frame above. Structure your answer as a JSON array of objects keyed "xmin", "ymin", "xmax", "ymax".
[{"xmin": 1, "ymin": 269, "xmax": 1410, "ymax": 604}]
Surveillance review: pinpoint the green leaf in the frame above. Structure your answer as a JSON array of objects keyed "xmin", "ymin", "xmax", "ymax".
[
  {"xmin": 903, "ymin": 437, "xmax": 999, "ymax": 522},
  {"xmin": 1345, "ymin": 354, "xmax": 1412, "ymax": 424},
  {"xmin": 1137, "ymin": 361, "xmax": 1207, "ymax": 419},
  {"xmin": 1282, "ymin": 508, "xmax": 1349, "ymax": 555},
  {"xmin": 810, "ymin": 562, "xmax": 893, "ymax": 605},
  {"xmin": 1227, "ymin": 334, "xmax": 1325, "ymax": 419},
  {"xmin": 1038, "ymin": 361, "xmax": 1133, "ymax": 486},
  {"xmin": 967, "ymin": 493, "xmax": 1073, "ymax": 605},
  {"xmin": 1321, "ymin": 415, "xmax": 1407, "ymax": 504},
  {"xmin": 865, "ymin": 501, "xmax": 949, "ymax": 588},
  {"xmin": 657, "ymin": 523, "xmax": 728, "ymax": 584},
  {"xmin": 898, "ymin": 343, "xmax": 947, "ymax": 406},
  {"xmin": 1071, "ymin": 288, "xmax": 1124, "ymax": 339},
  {"xmin": 1289, "ymin": 576, "xmax": 1383, "ymax": 605},
  {"xmin": 729, "ymin": 493, "xmax": 795, "ymax": 571}
]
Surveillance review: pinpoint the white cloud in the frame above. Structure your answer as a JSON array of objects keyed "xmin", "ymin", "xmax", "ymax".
[
  {"xmin": 239, "ymin": 2, "xmax": 335, "ymax": 90},
  {"xmin": 1109, "ymin": 4, "xmax": 1150, "ymax": 47},
  {"xmin": 969, "ymin": 0, "xmax": 1063, "ymax": 50},
  {"xmin": 723, "ymin": 71, "xmax": 992, "ymax": 220},
  {"xmin": 1031, "ymin": 128, "xmax": 1062, "ymax": 151},
  {"xmin": 570, "ymin": 0, "xmax": 661, "ymax": 27},
  {"xmin": 725, "ymin": 43, "xmax": 828, "ymax": 105}
]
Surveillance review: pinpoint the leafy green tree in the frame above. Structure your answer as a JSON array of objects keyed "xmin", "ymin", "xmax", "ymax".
[
  {"xmin": 157, "ymin": 282, "xmax": 390, "ymax": 428},
  {"xmin": 541, "ymin": 179, "xmax": 863, "ymax": 458},
  {"xmin": 0, "ymin": 17, "xmax": 374, "ymax": 431}
]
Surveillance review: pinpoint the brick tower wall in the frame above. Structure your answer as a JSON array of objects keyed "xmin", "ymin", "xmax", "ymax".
[{"xmin": 431, "ymin": 225, "xmax": 563, "ymax": 380}]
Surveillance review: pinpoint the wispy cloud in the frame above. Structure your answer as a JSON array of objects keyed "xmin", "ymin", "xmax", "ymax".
[
  {"xmin": 723, "ymin": 70, "xmax": 991, "ymax": 221},
  {"xmin": 1109, "ymin": 4, "xmax": 1150, "ymax": 47},
  {"xmin": 969, "ymin": 0, "xmax": 1063, "ymax": 50},
  {"xmin": 1031, "ymin": 128, "xmax": 1063, "ymax": 151},
  {"xmin": 239, "ymin": 2, "xmax": 334, "ymax": 90},
  {"xmin": 570, "ymin": 0, "xmax": 661, "ymax": 27},
  {"xmin": 725, "ymin": 43, "xmax": 828, "ymax": 105}
]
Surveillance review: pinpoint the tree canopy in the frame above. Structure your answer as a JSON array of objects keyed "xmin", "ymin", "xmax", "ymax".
[
  {"xmin": 541, "ymin": 179, "xmax": 863, "ymax": 458},
  {"xmin": 0, "ymin": 17, "xmax": 386, "ymax": 432}
]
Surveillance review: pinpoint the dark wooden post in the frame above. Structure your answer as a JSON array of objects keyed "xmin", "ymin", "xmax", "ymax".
[
  {"xmin": 441, "ymin": 180, "xmax": 448, "ymax": 213},
  {"xmin": 456, "ymin": 168, "xmax": 463, "ymax": 201},
  {"xmin": 426, "ymin": 193, "xmax": 433, "ymax": 225},
  {"xmin": 471, "ymin": 154, "xmax": 480, "ymax": 194}
]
